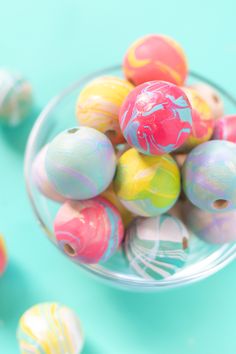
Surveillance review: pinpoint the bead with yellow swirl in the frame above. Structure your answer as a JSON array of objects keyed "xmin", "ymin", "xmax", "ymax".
[
  {"xmin": 114, "ymin": 148, "xmax": 180, "ymax": 217},
  {"xmin": 76, "ymin": 76, "xmax": 134, "ymax": 145},
  {"xmin": 17, "ymin": 303, "xmax": 84, "ymax": 354}
]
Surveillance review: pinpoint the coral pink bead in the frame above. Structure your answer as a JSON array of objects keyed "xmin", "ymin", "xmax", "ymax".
[
  {"xmin": 0, "ymin": 235, "xmax": 7, "ymax": 275},
  {"xmin": 123, "ymin": 34, "xmax": 188, "ymax": 86},
  {"xmin": 213, "ymin": 115, "xmax": 236, "ymax": 143},
  {"xmin": 54, "ymin": 197, "xmax": 124, "ymax": 264},
  {"xmin": 119, "ymin": 81, "xmax": 193, "ymax": 155}
]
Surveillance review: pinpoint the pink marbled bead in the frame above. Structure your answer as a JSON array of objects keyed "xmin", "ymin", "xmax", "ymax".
[
  {"xmin": 213, "ymin": 115, "xmax": 236, "ymax": 143},
  {"xmin": 54, "ymin": 197, "xmax": 124, "ymax": 264}
]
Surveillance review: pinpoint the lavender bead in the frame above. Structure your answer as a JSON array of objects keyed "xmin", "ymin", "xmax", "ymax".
[
  {"xmin": 184, "ymin": 202, "xmax": 236, "ymax": 244},
  {"xmin": 182, "ymin": 140, "xmax": 236, "ymax": 213}
]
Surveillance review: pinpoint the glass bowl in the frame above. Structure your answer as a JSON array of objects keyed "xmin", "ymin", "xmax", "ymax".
[{"xmin": 24, "ymin": 65, "xmax": 236, "ymax": 291}]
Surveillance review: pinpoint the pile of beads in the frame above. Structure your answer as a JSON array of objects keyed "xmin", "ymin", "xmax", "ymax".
[{"xmin": 32, "ymin": 33, "xmax": 236, "ymax": 281}]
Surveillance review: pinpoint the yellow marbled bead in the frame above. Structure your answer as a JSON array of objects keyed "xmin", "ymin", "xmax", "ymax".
[
  {"xmin": 17, "ymin": 303, "xmax": 84, "ymax": 354},
  {"xmin": 114, "ymin": 148, "xmax": 180, "ymax": 217},
  {"xmin": 178, "ymin": 87, "xmax": 214, "ymax": 151},
  {"xmin": 76, "ymin": 76, "xmax": 134, "ymax": 145}
]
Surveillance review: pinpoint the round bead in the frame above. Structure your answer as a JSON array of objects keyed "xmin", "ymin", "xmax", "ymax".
[
  {"xmin": 191, "ymin": 82, "xmax": 224, "ymax": 120},
  {"xmin": 0, "ymin": 69, "xmax": 33, "ymax": 125},
  {"xmin": 119, "ymin": 81, "xmax": 193, "ymax": 155},
  {"xmin": 17, "ymin": 303, "xmax": 84, "ymax": 354},
  {"xmin": 123, "ymin": 34, "xmax": 188, "ymax": 86},
  {"xmin": 114, "ymin": 148, "xmax": 180, "ymax": 216},
  {"xmin": 54, "ymin": 197, "xmax": 124, "ymax": 264},
  {"xmin": 101, "ymin": 182, "xmax": 134, "ymax": 227},
  {"xmin": 183, "ymin": 202, "xmax": 236, "ymax": 244},
  {"xmin": 213, "ymin": 115, "xmax": 236, "ymax": 143},
  {"xmin": 76, "ymin": 76, "xmax": 134, "ymax": 145},
  {"xmin": 183, "ymin": 140, "xmax": 236, "ymax": 213},
  {"xmin": 125, "ymin": 214, "xmax": 189, "ymax": 280},
  {"xmin": 178, "ymin": 87, "xmax": 214, "ymax": 151},
  {"xmin": 32, "ymin": 145, "xmax": 65, "ymax": 203},
  {"xmin": 0, "ymin": 234, "xmax": 7, "ymax": 275},
  {"xmin": 45, "ymin": 127, "xmax": 116, "ymax": 200}
]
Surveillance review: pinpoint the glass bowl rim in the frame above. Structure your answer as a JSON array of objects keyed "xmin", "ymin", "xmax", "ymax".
[{"xmin": 24, "ymin": 65, "xmax": 236, "ymax": 290}]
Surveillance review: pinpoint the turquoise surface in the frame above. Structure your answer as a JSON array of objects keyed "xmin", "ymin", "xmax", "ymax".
[{"xmin": 0, "ymin": 1, "xmax": 236, "ymax": 353}]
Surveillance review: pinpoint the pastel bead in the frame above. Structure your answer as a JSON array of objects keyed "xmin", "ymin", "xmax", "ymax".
[
  {"xmin": 101, "ymin": 182, "xmax": 134, "ymax": 227},
  {"xmin": 123, "ymin": 34, "xmax": 188, "ymax": 86},
  {"xmin": 32, "ymin": 145, "xmax": 65, "ymax": 203},
  {"xmin": 54, "ymin": 197, "xmax": 124, "ymax": 264},
  {"xmin": 0, "ymin": 69, "xmax": 33, "ymax": 125},
  {"xmin": 125, "ymin": 214, "xmax": 189, "ymax": 280},
  {"xmin": 0, "ymin": 234, "xmax": 7, "ymax": 275},
  {"xmin": 45, "ymin": 127, "xmax": 116, "ymax": 200},
  {"xmin": 178, "ymin": 87, "xmax": 214, "ymax": 151},
  {"xmin": 213, "ymin": 115, "xmax": 236, "ymax": 143},
  {"xmin": 114, "ymin": 148, "xmax": 180, "ymax": 216},
  {"xmin": 76, "ymin": 76, "xmax": 134, "ymax": 145},
  {"xmin": 183, "ymin": 140, "xmax": 236, "ymax": 213},
  {"xmin": 191, "ymin": 82, "xmax": 224, "ymax": 120},
  {"xmin": 119, "ymin": 81, "xmax": 193, "ymax": 155},
  {"xmin": 183, "ymin": 202, "xmax": 236, "ymax": 244},
  {"xmin": 17, "ymin": 303, "xmax": 84, "ymax": 354}
]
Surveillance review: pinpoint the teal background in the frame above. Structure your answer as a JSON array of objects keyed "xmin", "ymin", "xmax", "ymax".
[{"xmin": 0, "ymin": 1, "xmax": 236, "ymax": 353}]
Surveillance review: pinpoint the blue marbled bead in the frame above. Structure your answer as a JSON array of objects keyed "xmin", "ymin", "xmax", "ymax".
[{"xmin": 45, "ymin": 127, "xmax": 116, "ymax": 200}]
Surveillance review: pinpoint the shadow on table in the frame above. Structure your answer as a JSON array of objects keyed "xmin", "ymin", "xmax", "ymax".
[
  {"xmin": 0, "ymin": 261, "xmax": 37, "ymax": 323},
  {"xmin": 93, "ymin": 266, "xmax": 234, "ymax": 353},
  {"xmin": 0, "ymin": 106, "xmax": 41, "ymax": 155}
]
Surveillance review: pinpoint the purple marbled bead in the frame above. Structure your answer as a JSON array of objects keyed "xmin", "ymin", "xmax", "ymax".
[{"xmin": 182, "ymin": 140, "xmax": 236, "ymax": 213}]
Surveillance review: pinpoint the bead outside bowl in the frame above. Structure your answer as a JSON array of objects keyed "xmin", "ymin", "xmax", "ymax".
[{"xmin": 25, "ymin": 65, "xmax": 236, "ymax": 291}]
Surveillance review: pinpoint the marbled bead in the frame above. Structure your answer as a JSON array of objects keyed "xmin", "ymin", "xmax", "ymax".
[
  {"xmin": 54, "ymin": 197, "xmax": 124, "ymax": 264},
  {"xmin": 178, "ymin": 87, "xmax": 214, "ymax": 151},
  {"xmin": 114, "ymin": 148, "xmax": 180, "ymax": 216},
  {"xmin": 191, "ymin": 82, "xmax": 224, "ymax": 120},
  {"xmin": 45, "ymin": 127, "xmax": 116, "ymax": 200},
  {"xmin": 183, "ymin": 140, "xmax": 236, "ymax": 212},
  {"xmin": 213, "ymin": 115, "xmax": 236, "ymax": 143},
  {"xmin": 119, "ymin": 81, "xmax": 193, "ymax": 155},
  {"xmin": 0, "ymin": 69, "xmax": 33, "ymax": 125},
  {"xmin": 123, "ymin": 34, "xmax": 188, "ymax": 86},
  {"xmin": 125, "ymin": 214, "xmax": 189, "ymax": 280},
  {"xmin": 183, "ymin": 202, "xmax": 236, "ymax": 244},
  {"xmin": 0, "ymin": 234, "xmax": 7, "ymax": 275},
  {"xmin": 76, "ymin": 76, "xmax": 134, "ymax": 145},
  {"xmin": 17, "ymin": 303, "xmax": 84, "ymax": 354}
]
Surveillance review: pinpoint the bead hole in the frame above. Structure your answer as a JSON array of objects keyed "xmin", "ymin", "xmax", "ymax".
[
  {"xmin": 105, "ymin": 130, "xmax": 117, "ymax": 139},
  {"xmin": 68, "ymin": 128, "xmax": 79, "ymax": 134},
  {"xmin": 213, "ymin": 199, "xmax": 229, "ymax": 209},
  {"xmin": 64, "ymin": 243, "xmax": 76, "ymax": 257},
  {"xmin": 182, "ymin": 237, "xmax": 188, "ymax": 250}
]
